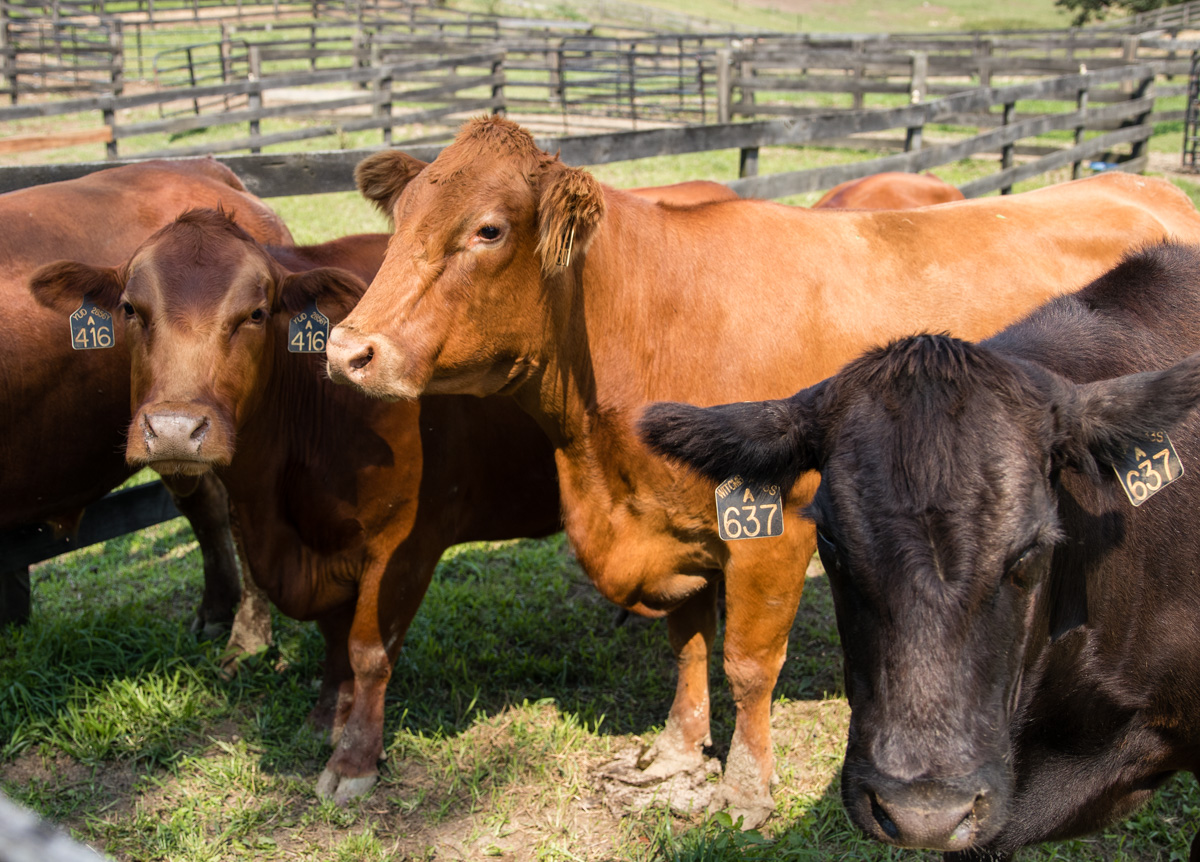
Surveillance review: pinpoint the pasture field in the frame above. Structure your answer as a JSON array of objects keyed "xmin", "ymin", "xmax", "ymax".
[{"xmin": 4, "ymin": 162, "xmax": 1200, "ymax": 860}]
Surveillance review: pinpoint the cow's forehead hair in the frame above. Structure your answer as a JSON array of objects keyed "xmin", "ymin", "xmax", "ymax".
[
  {"xmin": 125, "ymin": 208, "xmax": 271, "ymax": 312},
  {"xmin": 425, "ymin": 115, "xmax": 552, "ymax": 187}
]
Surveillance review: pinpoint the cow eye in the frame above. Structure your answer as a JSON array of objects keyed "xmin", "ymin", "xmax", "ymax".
[
  {"xmin": 1006, "ymin": 546, "xmax": 1041, "ymax": 589},
  {"xmin": 248, "ymin": 309, "xmax": 266, "ymax": 323},
  {"xmin": 121, "ymin": 301, "xmax": 136, "ymax": 318},
  {"xmin": 477, "ymin": 225, "xmax": 502, "ymax": 241}
]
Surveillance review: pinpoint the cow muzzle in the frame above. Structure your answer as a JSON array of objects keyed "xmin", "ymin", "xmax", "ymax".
[
  {"xmin": 129, "ymin": 406, "xmax": 220, "ymax": 475},
  {"xmin": 326, "ymin": 325, "xmax": 420, "ymax": 401},
  {"xmin": 845, "ymin": 766, "xmax": 1003, "ymax": 852}
]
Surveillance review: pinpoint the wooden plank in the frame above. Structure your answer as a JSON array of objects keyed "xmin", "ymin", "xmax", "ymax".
[
  {"xmin": 0, "ymin": 125, "xmax": 112, "ymax": 153},
  {"xmin": 0, "ymin": 483, "xmax": 182, "ymax": 571}
]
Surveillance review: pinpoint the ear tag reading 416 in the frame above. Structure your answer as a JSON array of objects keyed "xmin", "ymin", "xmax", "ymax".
[
  {"xmin": 1114, "ymin": 430, "xmax": 1184, "ymax": 507},
  {"xmin": 715, "ymin": 475, "xmax": 785, "ymax": 540},
  {"xmin": 69, "ymin": 297, "xmax": 115, "ymax": 350},
  {"xmin": 288, "ymin": 301, "xmax": 329, "ymax": 353}
]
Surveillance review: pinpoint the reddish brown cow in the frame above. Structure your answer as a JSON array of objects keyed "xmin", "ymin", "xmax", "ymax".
[
  {"xmin": 321, "ymin": 117, "xmax": 1200, "ymax": 826},
  {"xmin": 30, "ymin": 210, "xmax": 562, "ymax": 803},
  {"xmin": 812, "ymin": 171, "xmax": 965, "ymax": 209},
  {"xmin": 627, "ymin": 180, "xmax": 739, "ymax": 205},
  {"xmin": 1, "ymin": 159, "xmax": 293, "ymax": 636}
]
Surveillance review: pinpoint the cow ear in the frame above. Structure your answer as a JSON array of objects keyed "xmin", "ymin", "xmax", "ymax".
[
  {"xmin": 279, "ymin": 267, "xmax": 367, "ymax": 323},
  {"xmin": 355, "ymin": 150, "xmax": 427, "ymax": 220},
  {"xmin": 28, "ymin": 260, "xmax": 124, "ymax": 314},
  {"xmin": 536, "ymin": 161, "xmax": 605, "ymax": 275},
  {"xmin": 638, "ymin": 383, "xmax": 827, "ymax": 490},
  {"xmin": 1055, "ymin": 352, "xmax": 1200, "ymax": 474}
]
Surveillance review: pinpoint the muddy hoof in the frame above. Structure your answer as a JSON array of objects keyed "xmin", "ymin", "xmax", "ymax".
[
  {"xmin": 315, "ymin": 768, "xmax": 377, "ymax": 805},
  {"xmin": 709, "ymin": 783, "xmax": 775, "ymax": 830},
  {"xmin": 594, "ymin": 744, "xmax": 721, "ymax": 818}
]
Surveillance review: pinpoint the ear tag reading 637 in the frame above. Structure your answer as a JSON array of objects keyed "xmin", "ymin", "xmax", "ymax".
[
  {"xmin": 715, "ymin": 475, "xmax": 785, "ymax": 540},
  {"xmin": 1114, "ymin": 430, "xmax": 1184, "ymax": 507},
  {"xmin": 69, "ymin": 297, "xmax": 115, "ymax": 350},
  {"xmin": 288, "ymin": 301, "xmax": 329, "ymax": 353}
]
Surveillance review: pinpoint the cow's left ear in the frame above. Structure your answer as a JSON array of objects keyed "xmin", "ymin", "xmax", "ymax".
[
  {"xmin": 279, "ymin": 267, "xmax": 367, "ymax": 323},
  {"xmin": 355, "ymin": 150, "xmax": 427, "ymax": 221},
  {"xmin": 536, "ymin": 160, "xmax": 606, "ymax": 275},
  {"xmin": 28, "ymin": 260, "xmax": 124, "ymax": 314},
  {"xmin": 638, "ymin": 382, "xmax": 828, "ymax": 490},
  {"xmin": 1055, "ymin": 351, "xmax": 1200, "ymax": 473}
]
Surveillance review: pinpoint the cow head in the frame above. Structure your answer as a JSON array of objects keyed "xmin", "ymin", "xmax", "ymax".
[
  {"xmin": 638, "ymin": 334, "xmax": 1200, "ymax": 852},
  {"xmin": 326, "ymin": 115, "xmax": 606, "ymax": 400},
  {"xmin": 29, "ymin": 209, "xmax": 364, "ymax": 477}
]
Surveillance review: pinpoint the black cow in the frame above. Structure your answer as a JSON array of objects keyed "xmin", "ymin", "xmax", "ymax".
[{"xmin": 637, "ymin": 242, "xmax": 1200, "ymax": 860}]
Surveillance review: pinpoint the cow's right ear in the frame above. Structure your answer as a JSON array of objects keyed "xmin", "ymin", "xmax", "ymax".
[
  {"xmin": 637, "ymin": 383, "xmax": 827, "ymax": 490},
  {"xmin": 355, "ymin": 150, "xmax": 427, "ymax": 220},
  {"xmin": 28, "ymin": 260, "xmax": 124, "ymax": 314}
]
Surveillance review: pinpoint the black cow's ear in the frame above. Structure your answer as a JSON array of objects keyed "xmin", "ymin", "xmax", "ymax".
[
  {"xmin": 279, "ymin": 267, "xmax": 367, "ymax": 322},
  {"xmin": 354, "ymin": 150, "xmax": 427, "ymax": 221},
  {"xmin": 28, "ymin": 260, "xmax": 124, "ymax": 314},
  {"xmin": 1056, "ymin": 351, "xmax": 1200, "ymax": 472},
  {"xmin": 637, "ymin": 383, "xmax": 827, "ymax": 489}
]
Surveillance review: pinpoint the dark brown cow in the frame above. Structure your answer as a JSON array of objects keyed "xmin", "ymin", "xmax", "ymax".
[
  {"xmin": 30, "ymin": 210, "xmax": 561, "ymax": 803},
  {"xmin": 322, "ymin": 116, "xmax": 1200, "ymax": 826},
  {"xmin": 812, "ymin": 171, "xmax": 965, "ymax": 209},
  {"xmin": 639, "ymin": 243, "xmax": 1200, "ymax": 860},
  {"xmin": 1, "ymin": 159, "xmax": 293, "ymax": 636}
]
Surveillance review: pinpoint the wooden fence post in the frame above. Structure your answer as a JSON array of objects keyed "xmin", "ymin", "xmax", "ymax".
[
  {"xmin": 1130, "ymin": 70, "xmax": 1155, "ymax": 163},
  {"xmin": 1072, "ymin": 65, "xmax": 1088, "ymax": 180},
  {"xmin": 1000, "ymin": 100, "xmax": 1015, "ymax": 194},
  {"xmin": 109, "ymin": 22, "xmax": 123, "ymax": 96},
  {"xmin": 716, "ymin": 46, "xmax": 730, "ymax": 124},
  {"xmin": 627, "ymin": 47, "xmax": 636, "ymax": 127},
  {"xmin": 738, "ymin": 55, "xmax": 754, "ymax": 118},
  {"xmin": 220, "ymin": 23, "xmax": 231, "ymax": 108},
  {"xmin": 309, "ymin": 23, "xmax": 317, "ymax": 71},
  {"xmin": 102, "ymin": 97, "xmax": 117, "ymax": 158},
  {"xmin": 248, "ymin": 44, "xmax": 261, "ymax": 154},
  {"xmin": 906, "ymin": 51, "xmax": 926, "ymax": 152},
  {"xmin": 0, "ymin": 7, "xmax": 14, "ymax": 105},
  {"xmin": 978, "ymin": 39, "xmax": 993, "ymax": 88},
  {"xmin": 739, "ymin": 145, "xmax": 758, "ymax": 178},
  {"xmin": 851, "ymin": 39, "xmax": 864, "ymax": 109},
  {"xmin": 373, "ymin": 54, "xmax": 391, "ymax": 144},
  {"xmin": 492, "ymin": 55, "xmax": 505, "ymax": 116}
]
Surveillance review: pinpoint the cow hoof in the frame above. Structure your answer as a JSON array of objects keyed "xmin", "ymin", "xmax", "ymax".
[
  {"xmin": 191, "ymin": 614, "xmax": 232, "ymax": 642},
  {"xmin": 709, "ymin": 785, "xmax": 775, "ymax": 830},
  {"xmin": 315, "ymin": 768, "xmax": 377, "ymax": 805}
]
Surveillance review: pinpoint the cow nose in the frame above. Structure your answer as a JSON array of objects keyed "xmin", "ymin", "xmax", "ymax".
[
  {"xmin": 862, "ymin": 779, "xmax": 988, "ymax": 850},
  {"xmin": 326, "ymin": 326, "xmax": 378, "ymax": 385},
  {"xmin": 142, "ymin": 410, "xmax": 210, "ymax": 456}
]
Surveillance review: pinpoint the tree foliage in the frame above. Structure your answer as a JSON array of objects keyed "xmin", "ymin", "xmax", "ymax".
[{"xmin": 1054, "ymin": 0, "xmax": 1186, "ymax": 26}]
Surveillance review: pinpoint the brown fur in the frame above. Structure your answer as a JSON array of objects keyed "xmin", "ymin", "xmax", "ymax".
[
  {"xmin": 326, "ymin": 115, "xmax": 1200, "ymax": 826},
  {"xmin": 8, "ymin": 159, "xmax": 292, "ymax": 633},
  {"xmin": 812, "ymin": 171, "xmax": 965, "ymax": 209},
  {"xmin": 33, "ymin": 209, "xmax": 561, "ymax": 803}
]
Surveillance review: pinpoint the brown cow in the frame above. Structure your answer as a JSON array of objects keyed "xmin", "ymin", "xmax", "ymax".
[
  {"xmin": 627, "ymin": 180, "xmax": 739, "ymax": 206},
  {"xmin": 29, "ymin": 209, "xmax": 562, "ymax": 804},
  {"xmin": 812, "ymin": 171, "xmax": 964, "ymax": 209},
  {"xmin": 1, "ymin": 159, "xmax": 293, "ymax": 638},
  {"xmin": 323, "ymin": 115, "xmax": 1200, "ymax": 826}
]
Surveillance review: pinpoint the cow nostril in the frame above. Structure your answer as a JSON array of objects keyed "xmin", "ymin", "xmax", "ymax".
[
  {"xmin": 191, "ymin": 418, "xmax": 210, "ymax": 441},
  {"xmin": 871, "ymin": 795, "xmax": 900, "ymax": 840},
  {"xmin": 349, "ymin": 346, "xmax": 374, "ymax": 370}
]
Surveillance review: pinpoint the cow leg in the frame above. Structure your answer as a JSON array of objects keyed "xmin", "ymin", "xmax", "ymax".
[
  {"xmin": 0, "ymin": 567, "xmax": 31, "ymax": 628},
  {"xmin": 219, "ymin": 566, "xmax": 273, "ymax": 675},
  {"xmin": 161, "ymin": 474, "xmax": 242, "ymax": 639},
  {"xmin": 637, "ymin": 580, "xmax": 718, "ymax": 779},
  {"xmin": 318, "ymin": 554, "xmax": 438, "ymax": 805},
  {"xmin": 310, "ymin": 606, "xmax": 356, "ymax": 740},
  {"xmin": 710, "ymin": 551, "xmax": 808, "ymax": 829}
]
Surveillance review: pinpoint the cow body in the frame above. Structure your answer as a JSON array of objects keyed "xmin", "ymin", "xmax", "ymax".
[
  {"xmin": 30, "ymin": 211, "xmax": 561, "ymax": 803},
  {"xmin": 639, "ymin": 243, "xmax": 1200, "ymax": 858},
  {"xmin": 323, "ymin": 116, "xmax": 1200, "ymax": 825},
  {"xmin": 1, "ymin": 159, "xmax": 293, "ymax": 634},
  {"xmin": 812, "ymin": 171, "xmax": 964, "ymax": 209},
  {"xmin": 626, "ymin": 180, "xmax": 739, "ymax": 205}
]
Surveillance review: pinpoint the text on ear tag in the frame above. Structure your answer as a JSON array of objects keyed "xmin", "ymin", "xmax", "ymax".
[
  {"xmin": 715, "ymin": 475, "xmax": 785, "ymax": 540},
  {"xmin": 69, "ymin": 296, "xmax": 114, "ymax": 350},
  {"xmin": 288, "ymin": 301, "xmax": 329, "ymax": 353},
  {"xmin": 1114, "ymin": 430, "xmax": 1184, "ymax": 507},
  {"xmin": 554, "ymin": 225, "xmax": 576, "ymax": 268}
]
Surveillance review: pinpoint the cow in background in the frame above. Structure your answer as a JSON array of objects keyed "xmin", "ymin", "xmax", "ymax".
[
  {"xmin": 30, "ymin": 210, "xmax": 562, "ymax": 804},
  {"xmin": 639, "ymin": 243, "xmax": 1200, "ymax": 859},
  {"xmin": 813, "ymin": 171, "xmax": 964, "ymax": 209},
  {"xmin": 1, "ymin": 159, "xmax": 292, "ymax": 641}
]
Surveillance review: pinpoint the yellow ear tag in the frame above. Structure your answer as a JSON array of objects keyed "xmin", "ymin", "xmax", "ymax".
[{"xmin": 554, "ymin": 225, "xmax": 576, "ymax": 268}]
